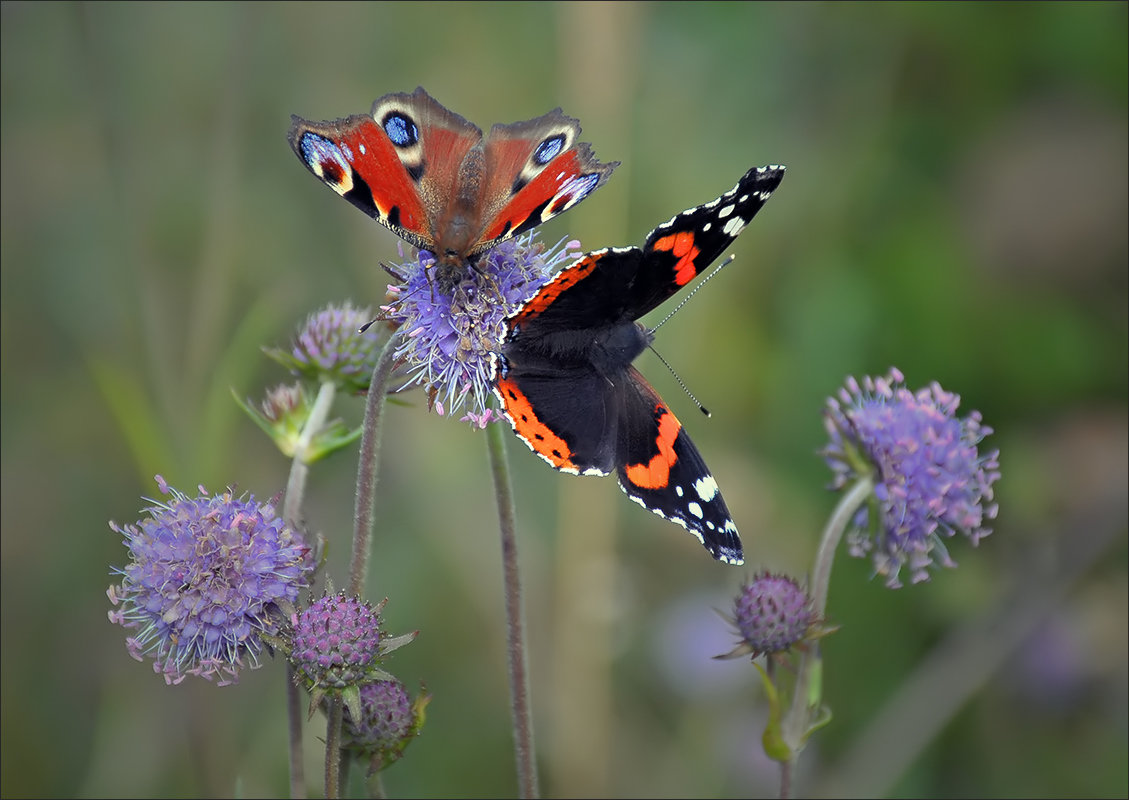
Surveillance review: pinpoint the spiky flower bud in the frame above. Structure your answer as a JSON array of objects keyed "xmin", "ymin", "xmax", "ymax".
[
  {"xmin": 265, "ymin": 302, "xmax": 383, "ymax": 392},
  {"xmin": 289, "ymin": 592, "xmax": 383, "ymax": 689},
  {"xmin": 716, "ymin": 573, "xmax": 817, "ymax": 660},
  {"xmin": 341, "ymin": 679, "xmax": 431, "ymax": 774}
]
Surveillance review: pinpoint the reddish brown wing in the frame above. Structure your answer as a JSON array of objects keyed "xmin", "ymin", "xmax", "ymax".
[
  {"xmin": 476, "ymin": 110, "xmax": 618, "ymax": 252},
  {"xmin": 290, "ymin": 87, "xmax": 617, "ymax": 265},
  {"xmin": 288, "ymin": 87, "xmax": 482, "ymax": 253}
]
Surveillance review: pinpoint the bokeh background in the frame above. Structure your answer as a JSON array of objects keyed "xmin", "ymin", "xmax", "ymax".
[{"xmin": 2, "ymin": 2, "xmax": 1126, "ymax": 797}]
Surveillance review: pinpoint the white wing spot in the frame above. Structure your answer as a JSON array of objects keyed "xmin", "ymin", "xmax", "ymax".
[
  {"xmin": 687, "ymin": 501, "xmax": 704, "ymax": 519},
  {"xmin": 359, "ymin": 143, "xmax": 367, "ymax": 155},
  {"xmin": 718, "ymin": 204, "xmax": 735, "ymax": 219},
  {"xmin": 722, "ymin": 216, "xmax": 747, "ymax": 237},
  {"xmin": 694, "ymin": 475, "xmax": 719, "ymax": 502},
  {"xmin": 702, "ymin": 222, "xmax": 712, "ymax": 232},
  {"xmin": 675, "ymin": 485, "xmax": 684, "ymax": 497}
]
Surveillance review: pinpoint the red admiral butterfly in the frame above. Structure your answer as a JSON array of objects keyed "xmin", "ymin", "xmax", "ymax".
[
  {"xmin": 491, "ymin": 166, "xmax": 786, "ymax": 565},
  {"xmin": 288, "ymin": 87, "xmax": 618, "ymax": 291}
]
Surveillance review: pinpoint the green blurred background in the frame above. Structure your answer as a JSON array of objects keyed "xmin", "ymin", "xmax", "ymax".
[{"xmin": 2, "ymin": 2, "xmax": 1126, "ymax": 797}]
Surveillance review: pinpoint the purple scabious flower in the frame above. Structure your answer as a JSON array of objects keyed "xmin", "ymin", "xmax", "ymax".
[
  {"xmin": 822, "ymin": 367, "xmax": 1001, "ymax": 588},
  {"xmin": 716, "ymin": 573, "xmax": 817, "ymax": 660},
  {"xmin": 265, "ymin": 301, "xmax": 383, "ymax": 392},
  {"xmin": 107, "ymin": 476, "xmax": 314, "ymax": 685},
  {"xmin": 341, "ymin": 679, "xmax": 430, "ymax": 773},
  {"xmin": 381, "ymin": 234, "xmax": 581, "ymax": 422}
]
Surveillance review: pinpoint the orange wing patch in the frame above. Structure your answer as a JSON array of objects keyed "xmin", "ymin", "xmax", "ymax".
[
  {"xmin": 497, "ymin": 376, "xmax": 578, "ymax": 471},
  {"xmin": 651, "ymin": 231, "xmax": 700, "ymax": 286},
  {"xmin": 623, "ymin": 406, "xmax": 681, "ymax": 489}
]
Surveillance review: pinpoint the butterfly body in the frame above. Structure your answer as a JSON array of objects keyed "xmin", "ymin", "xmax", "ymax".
[
  {"xmin": 289, "ymin": 87, "xmax": 618, "ymax": 291},
  {"xmin": 492, "ymin": 166, "xmax": 786, "ymax": 564}
]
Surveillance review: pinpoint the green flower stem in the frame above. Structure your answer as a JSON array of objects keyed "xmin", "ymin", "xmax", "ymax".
[
  {"xmin": 283, "ymin": 379, "xmax": 337, "ymax": 525},
  {"xmin": 365, "ymin": 770, "xmax": 386, "ymax": 799},
  {"xmin": 485, "ymin": 418, "xmax": 539, "ymax": 799},
  {"xmin": 281, "ymin": 379, "xmax": 336, "ymax": 800},
  {"xmin": 779, "ymin": 475, "xmax": 873, "ymax": 796},
  {"xmin": 810, "ymin": 475, "xmax": 873, "ymax": 617},
  {"xmin": 347, "ymin": 337, "xmax": 396, "ymax": 599}
]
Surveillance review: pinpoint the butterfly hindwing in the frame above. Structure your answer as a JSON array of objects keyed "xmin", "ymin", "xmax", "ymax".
[
  {"xmin": 478, "ymin": 111, "xmax": 618, "ymax": 252},
  {"xmin": 493, "ymin": 357, "xmax": 619, "ymax": 476}
]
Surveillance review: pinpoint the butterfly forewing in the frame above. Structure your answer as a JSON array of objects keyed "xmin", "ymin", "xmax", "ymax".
[{"xmin": 627, "ymin": 165, "xmax": 786, "ymax": 319}]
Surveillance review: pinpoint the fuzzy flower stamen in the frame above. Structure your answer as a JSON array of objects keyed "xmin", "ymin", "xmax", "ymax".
[
  {"xmin": 381, "ymin": 234, "xmax": 581, "ymax": 421},
  {"xmin": 107, "ymin": 476, "xmax": 314, "ymax": 685}
]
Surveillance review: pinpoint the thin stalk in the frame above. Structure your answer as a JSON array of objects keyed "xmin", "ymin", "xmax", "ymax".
[
  {"xmin": 281, "ymin": 378, "xmax": 337, "ymax": 799},
  {"xmin": 283, "ymin": 379, "xmax": 338, "ymax": 524},
  {"xmin": 485, "ymin": 419, "xmax": 539, "ymax": 798},
  {"xmin": 348, "ymin": 337, "xmax": 397, "ymax": 598},
  {"xmin": 327, "ymin": 337, "xmax": 396, "ymax": 796},
  {"xmin": 286, "ymin": 665, "xmax": 305, "ymax": 800},
  {"xmin": 325, "ymin": 696, "xmax": 344, "ymax": 798},
  {"xmin": 779, "ymin": 475, "xmax": 873, "ymax": 798}
]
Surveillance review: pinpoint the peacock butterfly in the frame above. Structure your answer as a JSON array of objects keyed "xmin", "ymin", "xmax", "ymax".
[{"xmin": 289, "ymin": 86, "xmax": 618, "ymax": 291}]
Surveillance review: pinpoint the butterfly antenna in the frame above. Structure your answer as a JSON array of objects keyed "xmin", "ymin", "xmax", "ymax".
[
  {"xmin": 649, "ymin": 254, "xmax": 736, "ymax": 334},
  {"xmin": 359, "ymin": 261, "xmax": 422, "ymax": 333},
  {"xmin": 648, "ymin": 344, "xmax": 711, "ymax": 418}
]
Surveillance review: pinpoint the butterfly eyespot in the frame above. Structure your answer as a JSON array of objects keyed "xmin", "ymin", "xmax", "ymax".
[
  {"xmin": 551, "ymin": 173, "xmax": 600, "ymax": 211},
  {"xmin": 533, "ymin": 134, "xmax": 566, "ymax": 166},
  {"xmin": 382, "ymin": 112, "xmax": 419, "ymax": 148}
]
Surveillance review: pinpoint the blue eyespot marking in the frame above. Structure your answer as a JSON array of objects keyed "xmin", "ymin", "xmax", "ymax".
[
  {"xmin": 533, "ymin": 135, "xmax": 565, "ymax": 166},
  {"xmin": 300, "ymin": 133, "xmax": 351, "ymax": 186},
  {"xmin": 383, "ymin": 112, "xmax": 419, "ymax": 148}
]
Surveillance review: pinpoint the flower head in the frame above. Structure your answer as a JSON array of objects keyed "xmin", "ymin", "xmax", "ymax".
[
  {"xmin": 107, "ymin": 476, "xmax": 314, "ymax": 685},
  {"xmin": 381, "ymin": 234, "xmax": 581, "ymax": 422},
  {"xmin": 265, "ymin": 302, "xmax": 383, "ymax": 392},
  {"xmin": 280, "ymin": 592, "xmax": 418, "ymax": 717},
  {"xmin": 289, "ymin": 592, "xmax": 383, "ymax": 690},
  {"xmin": 341, "ymin": 679, "xmax": 431, "ymax": 773},
  {"xmin": 822, "ymin": 367, "xmax": 1001, "ymax": 588},
  {"xmin": 716, "ymin": 573, "xmax": 818, "ymax": 660}
]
